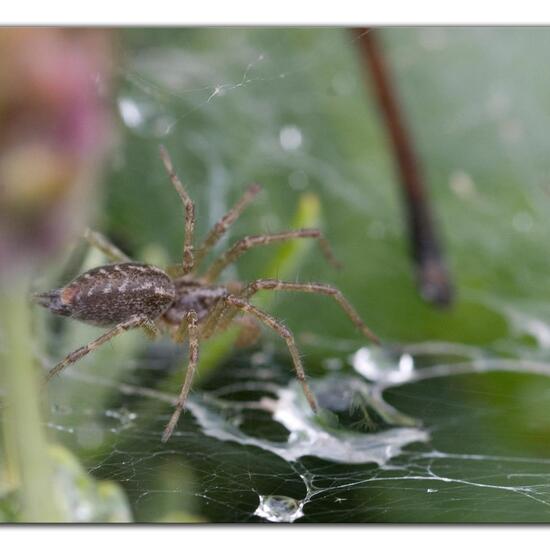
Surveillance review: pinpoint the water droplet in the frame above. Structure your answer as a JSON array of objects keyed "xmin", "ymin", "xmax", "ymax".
[
  {"xmin": 279, "ymin": 125, "xmax": 303, "ymax": 151},
  {"xmin": 352, "ymin": 347, "xmax": 416, "ymax": 385},
  {"xmin": 398, "ymin": 353, "xmax": 414, "ymax": 376},
  {"xmin": 118, "ymin": 97, "xmax": 144, "ymax": 128},
  {"xmin": 254, "ymin": 494, "xmax": 304, "ymax": 523},
  {"xmin": 117, "ymin": 95, "xmax": 175, "ymax": 138}
]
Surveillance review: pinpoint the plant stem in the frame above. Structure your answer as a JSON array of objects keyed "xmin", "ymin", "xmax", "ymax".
[
  {"xmin": 353, "ymin": 28, "xmax": 454, "ymax": 308},
  {"xmin": 0, "ymin": 275, "xmax": 63, "ymax": 522}
]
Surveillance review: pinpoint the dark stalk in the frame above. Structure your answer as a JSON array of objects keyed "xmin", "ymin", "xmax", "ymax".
[{"xmin": 353, "ymin": 28, "xmax": 454, "ymax": 307}]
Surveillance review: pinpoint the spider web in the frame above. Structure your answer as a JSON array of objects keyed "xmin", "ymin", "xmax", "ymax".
[
  {"xmin": 44, "ymin": 311, "xmax": 550, "ymax": 523},
  {"xmin": 30, "ymin": 28, "xmax": 550, "ymax": 522}
]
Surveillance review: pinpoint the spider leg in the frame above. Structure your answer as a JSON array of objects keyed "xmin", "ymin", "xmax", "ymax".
[
  {"xmin": 225, "ymin": 296, "xmax": 318, "ymax": 412},
  {"xmin": 44, "ymin": 314, "xmax": 148, "ymax": 382},
  {"xmin": 159, "ymin": 146, "xmax": 195, "ymax": 275},
  {"xmin": 84, "ymin": 228, "xmax": 131, "ymax": 263},
  {"xmin": 162, "ymin": 310, "xmax": 199, "ymax": 443},
  {"xmin": 142, "ymin": 320, "xmax": 162, "ymax": 341},
  {"xmin": 203, "ymin": 229, "xmax": 341, "ymax": 282},
  {"xmin": 199, "ymin": 298, "xmax": 230, "ymax": 339},
  {"xmin": 193, "ymin": 183, "xmax": 261, "ymax": 269},
  {"xmin": 242, "ymin": 279, "xmax": 380, "ymax": 344}
]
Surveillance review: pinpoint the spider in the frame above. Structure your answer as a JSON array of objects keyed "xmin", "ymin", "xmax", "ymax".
[{"xmin": 34, "ymin": 146, "xmax": 380, "ymax": 443}]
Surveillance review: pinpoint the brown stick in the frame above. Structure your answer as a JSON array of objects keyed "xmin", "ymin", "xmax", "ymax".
[{"xmin": 353, "ymin": 28, "xmax": 454, "ymax": 307}]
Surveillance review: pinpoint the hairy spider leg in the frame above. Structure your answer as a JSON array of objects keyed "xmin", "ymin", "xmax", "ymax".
[
  {"xmin": 199, "ymin": 298, "xmax": 230, "ymax": 340},
  {"xmin": 225, "ymin": 295, "xmax": 318, "ymax": 412},
  {"xmin": 44, "ymin": 314, "xmax": 148, "ymax": 382},
  {"xmin": 84, "ymin": 228, "xmax": 131, "ymax": 263},
  {"xmin": 193, "ymin": 183, "xmax": 262, "ymax": 270},
  {"xmin": 142, "ymin": 320, "xmax": 162, "ymax": 341},
  {"xmin": 242, "ymin": 279, "xmax": 380, "ymax": 344},
  {"xmin": 210, "ymin": 280, "xmax": 379, "ymax": 348},
  {"xmin": 162, "ymin": 310, "xmax": 200, "ymax": 443},
  {"xmin": 159, "ymin": 146, "xmax": 195, "ymax": 275},
  {"xmin": 203, "ymin": 229, "xmax": 342, "ymax": 282}
]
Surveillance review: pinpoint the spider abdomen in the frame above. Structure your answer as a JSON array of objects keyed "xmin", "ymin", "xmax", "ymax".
[{"xmin": 35, "ymin": 262, "xmax": 176, "ymax": 326}]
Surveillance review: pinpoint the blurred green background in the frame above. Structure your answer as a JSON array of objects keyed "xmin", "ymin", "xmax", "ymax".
[{"xmin": 4, "ymin": 27, "xmax": 550, "ymax": 523}]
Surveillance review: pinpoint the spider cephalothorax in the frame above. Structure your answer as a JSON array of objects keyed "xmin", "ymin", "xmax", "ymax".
[{"xmin": 35, "ymin": 146, "xmax": 379, "ymax": 443}]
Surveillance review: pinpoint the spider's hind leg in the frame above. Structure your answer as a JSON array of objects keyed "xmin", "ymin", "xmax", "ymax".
[
  {"xmin": 243, "ymin": 279, "xmax": 380, "ymax": 344},
  {"xmin": 225, "ymin": 295, "xmax": 318, "ymax": 413},
  {"xmin": 44, "ymin": 314, "xmax": 148, "ymax": 382}
]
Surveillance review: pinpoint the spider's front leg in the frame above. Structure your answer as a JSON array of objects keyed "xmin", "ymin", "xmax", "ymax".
[
  {"xmin": 203, "ymin": 229, "xmax": 341, "ymax": 282},
  {"xmin": 44, "ymin": 314, "xmax": 149, "ymax": 382},
  {"xmin": 159, "ymin": 146, "xmax": 195, "ymax": 275},
  {"xmin": 162, "ymin": 310, "xmax": 200, "ymax": 443},
  {"xmin": 193, "ymin": 183, "xmax": 261, "ymax": 269}
]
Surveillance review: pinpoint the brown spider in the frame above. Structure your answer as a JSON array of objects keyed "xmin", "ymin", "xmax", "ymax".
[{"xmin": 34, "ymin": 146, "xmax": 380, "ymax": 443}]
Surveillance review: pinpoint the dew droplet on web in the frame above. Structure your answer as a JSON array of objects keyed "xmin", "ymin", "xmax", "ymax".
[
  {"xmin": 352, "ymin": 346, "xmax": 415, "ymax": 385},
  {"xmin": 254, "ymin": 494, "xmax": 304, "ymax": 523}
]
